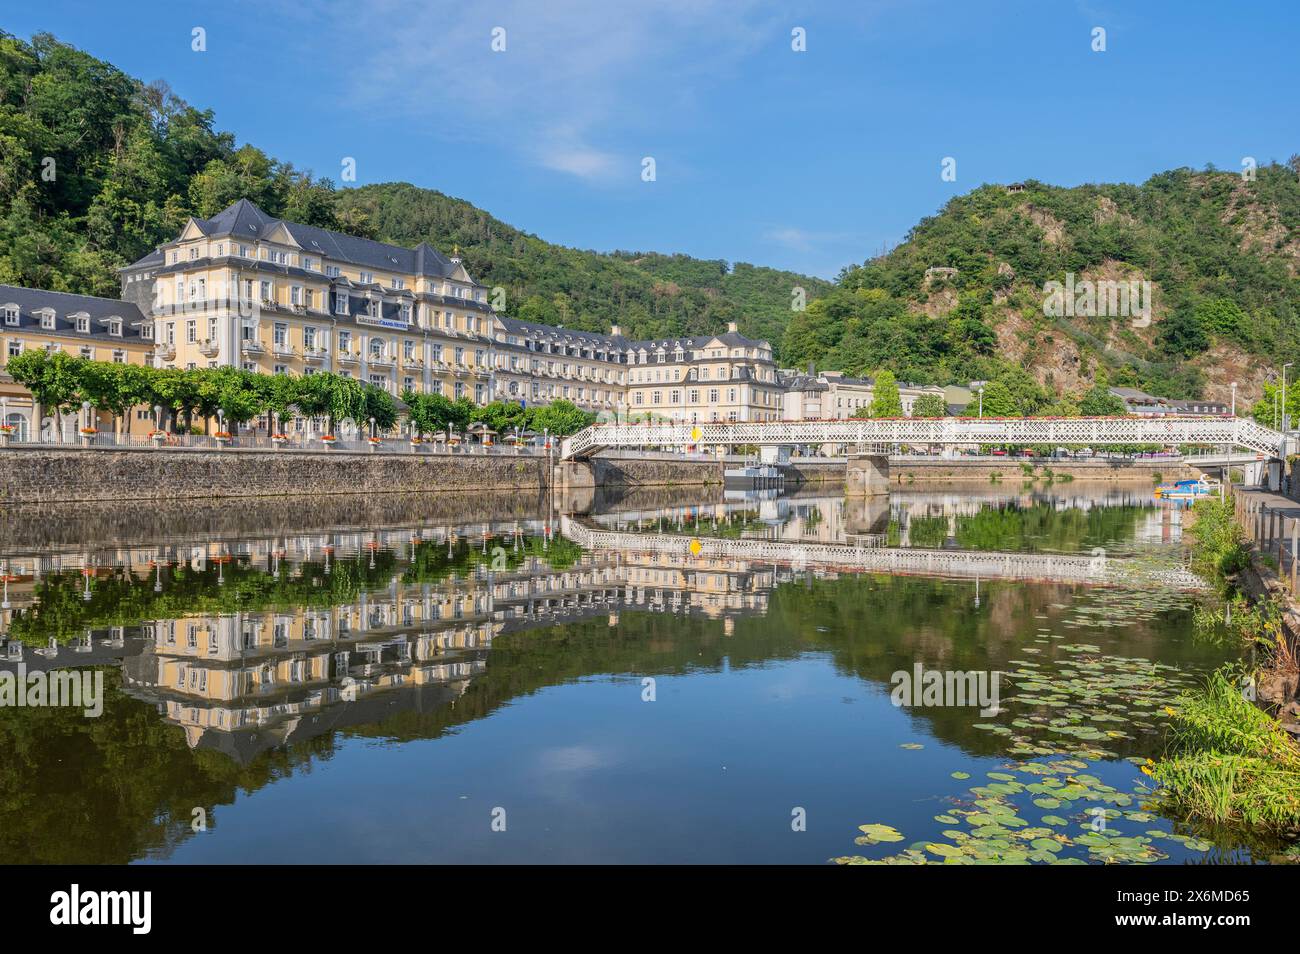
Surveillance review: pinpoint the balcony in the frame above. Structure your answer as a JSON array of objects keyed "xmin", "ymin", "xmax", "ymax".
[
  {"xmin": 240, "ymin": 339, "xmax": 265, "ymax": 355},
  {"xmin": 337, "ymin": 349, "xmax": 359, "ymax": 364},
  {"xmin": 303, "ymin": 346, "xmax": 328, "ymax": 362},
  {"xmin": 404, "ymin": 356, "xmax": 424, "ymax": 369},
  {"xmin": 198, "ymin": 339, "xmax": 220, "ymax": 357},
  {"xmin": 367, "ymin": 353, "xmax": 394, "ymax": 368},
  {"xmin": 156, "ymin": 344, "xmax": 176, "ymax": 361},
  {"xmin": 273, "ymin": 341, "xmax": 297, "ymax": 358}
]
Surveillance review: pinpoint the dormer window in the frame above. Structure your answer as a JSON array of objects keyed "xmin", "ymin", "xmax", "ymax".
[
  {"xmin": 189, "ymin": 246, "xmax": 199, "ymax": 260},
  {"xmin": 359, "ymin": 271, "xmax": 374, "ymax": 285},
  {"xmin": 37, "ymin": 309, "xmax": 55, "ymax": 331},
  {"xmin": 2, "ymin": 304, "xmax": 17, "ymax": 326},
  {"xmin": 106, "ymin": 318, "xmax": 122, "ymax": 337},
  {"xmin": 75, "ymin": 314, "xmax": 90, "ymax": 334}
]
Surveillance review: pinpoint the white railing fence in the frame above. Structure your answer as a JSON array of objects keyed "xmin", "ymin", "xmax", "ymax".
[{"xmin": 561, "ymin": 416, "xmax": 1286, "ymax": 460}]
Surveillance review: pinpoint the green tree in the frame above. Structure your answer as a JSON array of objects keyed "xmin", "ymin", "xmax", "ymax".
[
  {"xmin": 3, "ymin": 349, "xmax": 84, "ymax": 439},
  {"xmin": 910, "ymin": 392, "xmax": 947, "ymax": 418},
  {"xmin": 1079, "ymin": 385, "xmax": 1126, "ymax": 416},
  {"xmin": 527, "ymin": 399, "xmax": 594, "ymax": 436},
  {"xmin": 868, "ymin": 370, "xmax": 904, "ymax": 417}
]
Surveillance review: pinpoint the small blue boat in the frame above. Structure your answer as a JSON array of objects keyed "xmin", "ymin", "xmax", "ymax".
[{"xmin": 1154, "ymin": 477, "xmax": 1220, "ymax": 500}]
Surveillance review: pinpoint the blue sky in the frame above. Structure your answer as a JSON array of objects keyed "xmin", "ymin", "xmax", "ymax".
[{"xmin": 7, "ymin": 1, "xmax": 1299, "ymax": 279}]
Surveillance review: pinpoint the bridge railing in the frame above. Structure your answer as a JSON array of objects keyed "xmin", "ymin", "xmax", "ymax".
[{"xmin": 560, "ymin": 416, "xmax": 1284, "ymax": 459}]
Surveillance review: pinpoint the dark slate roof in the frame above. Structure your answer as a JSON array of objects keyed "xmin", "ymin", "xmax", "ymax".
[
  {"xmin": 125, "ymin": 199, "xmax": 470, "ymax": 281},
  {"xmin": 496, "ymin": 315, "xmax": 772, "ymax": 363},
  {"xmin": 0, "ymin": 284, "xmax": 151, "ymax": 343}
]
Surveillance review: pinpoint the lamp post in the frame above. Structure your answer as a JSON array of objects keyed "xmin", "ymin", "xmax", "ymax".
[
  {"xmin": 1230, "ymin": 382, "xmax": 1237, "ymax": 417},
  {"xmin": 1284, "ymin": 363, "xmax": 1294, "ymax": 433},
  {"xmin": 977, "ymin": 386, "xmax": 984, "ymax": 419}
]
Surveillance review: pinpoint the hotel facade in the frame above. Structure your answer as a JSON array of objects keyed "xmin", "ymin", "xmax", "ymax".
[{"xmin": 1, "ymin": 197, "xmax": 932, "ymax": 438}]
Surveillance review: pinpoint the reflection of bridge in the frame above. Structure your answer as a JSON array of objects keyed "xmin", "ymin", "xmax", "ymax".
[
  {"xmin": 561, "ymin": 416, "xmax": 1285, "ymax": 460},
  {"xmin": 559, "ymin": 516, "xmax": 1205, "ymax": 590}
]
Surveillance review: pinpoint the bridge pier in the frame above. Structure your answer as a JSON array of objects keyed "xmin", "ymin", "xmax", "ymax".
[{"xmin": 845, "ymin": 454, "xmax": 890, "ymax": 497}]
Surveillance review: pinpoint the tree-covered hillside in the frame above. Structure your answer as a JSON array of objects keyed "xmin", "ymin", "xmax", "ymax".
[
  {"xmin": 0, "ymin": 30, "xmax": 829, "ymax": 353},
  {"xmin": 783, "ymin": 166, "xmax": 1300, "ymax": 403}
]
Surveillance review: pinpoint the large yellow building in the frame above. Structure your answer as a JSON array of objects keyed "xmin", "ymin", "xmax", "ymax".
[
  {"xmin": 120, "ymin": 198, "xmax": 499, "ymax": 404},
  {"xmin": 119, "ymin": 199, "xmax": 786, "ymax": 424},
  {"xmin": 0, "ymin": 284, "xmax": 155, "ymax": 440}
]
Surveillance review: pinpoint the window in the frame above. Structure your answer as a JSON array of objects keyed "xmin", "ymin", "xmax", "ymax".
[
  {"xmin": 2, "ymin": 305, "xmax": 17, "ymax": 326},
  {"xmin": 273, "ymin": 364, "xmax": 287, "ymax": 375},
  {"xmin": 79, "ymin": 346, "xmax": 92, "ymax": 359},
  {"xmin": 366, "ymin": 299, "xmax": 380, "ymax": 319},
  {"xmin": 325, "ymin": 265, "xmax": 340, "ymax": 277},
  {"xmin": 273, "ymin": 323, "xmax": 288, "ymax": 347},
  {"xmin": 338, "ymin": 331, "xmax": 352, "ymax": 352},
  {"xmin": 39, "ymin": 311, "xmax": 54, "ymax": 331},
  {"xmin": 186, "ymin": 320, "xmax": 197, "ymax": 343},
  {"xmin": 359, "ymin": 271, "xmax": 374, "ymax": 284},
  {"xmin": 107, "ymin": 318, "xmax": 122, "ymax": 337},
  {"xmin": 7, "ymin": 341, "xmax": 20, "ymax": 359},
  {"xmin": 303, "ymin": 326, "xmax": 317, "ymax": 350},
  {"xmin": 400, "ymin": 303, "xmax": 411, "ymax": 323},
  {"xmin": 290, "ymin": 285, "xmax": 302, "ymax": 305},
  {"xmin": 403, "ymin": 340, "xmax": 415, "ymax": 360},
  {"xmin": 392, "ymin": 278, "xmax": 404, "ymax": 290},
  {"xmin": 334, "ymin": 291, "xmax": 349, "ymax": 315},
  {"xmin": 189, "ymin": 247, "xmax": 199, "ymax": 260},
  {"xmin": 76, "ymin": 315, "xmax": 90, "ymax": 334},
  {"xmin": 260, "ymin": 280, "xmax": 273, "ymax": 302}
]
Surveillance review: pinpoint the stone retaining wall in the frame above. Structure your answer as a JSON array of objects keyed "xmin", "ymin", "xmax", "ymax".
[
  {"xmin": 0, "ymin": 446, "xmax": 552, "ymax": 504},
  {"xmin": 0, "ymin": 446, "xmax": 732, "ymax": 505}
]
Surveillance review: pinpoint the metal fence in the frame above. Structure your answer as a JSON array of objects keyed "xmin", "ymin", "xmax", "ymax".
[{"xmin": 1236, "ymin": 491, "xmax": 1300, "ymax": 596}]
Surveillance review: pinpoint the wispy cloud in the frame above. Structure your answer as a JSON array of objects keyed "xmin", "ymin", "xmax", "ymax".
[{"xmin": 293, "ymin": 0, "xmax": 790, "ymax": 182}]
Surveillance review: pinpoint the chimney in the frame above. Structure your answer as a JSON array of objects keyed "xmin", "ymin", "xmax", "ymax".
[
  {"xmin": 727, "ymin": 321, "xmax": 738, "ymax": 334},
  {"xmin": 610, "ymin": 324, "xmax": 622, "ymax": 337},
  {"xmin": 807, "ymin": 361, "xmax": 815, "ymax": 376}
]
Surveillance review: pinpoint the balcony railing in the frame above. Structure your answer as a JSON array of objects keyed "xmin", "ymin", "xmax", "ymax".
[
  {"xmin": 198, "ymin": 339, "xmax": 219, "ymax": 357},
  {"xmin": 273, "ymin": 342, "xmax": 297, "ymax": 357},
  {"xmin": 337, "ymin": 350, "xmax": 359, "ymax": 364},
  {"xmin": 303, "ymin": 346, "xmax": 328, "ymax": 362},
  {"xmin": 367, "ymin": 354, "xmax": 394, "ymax": 367},
  {"xmin": 240, "ymin": 339, "xmax": 265, "ymax": 354},
  {"xmin": 156, "ymin": 344, "xmax": 176, "ymax": 360}
]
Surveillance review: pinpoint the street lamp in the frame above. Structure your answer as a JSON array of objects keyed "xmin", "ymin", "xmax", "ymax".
[
  {"xmin": 1230, "ymin": 382, "xmax": 1237, "ymax": 417},
  {"xmin": 1284, "ymin": 363, "xmax": 1294, "ymax": 433},
  {"xmin": 976, "ymin": 386, "xmax": 984, "ymax": 419}
]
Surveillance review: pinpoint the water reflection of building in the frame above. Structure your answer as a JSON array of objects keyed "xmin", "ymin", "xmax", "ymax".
[{"xmin": 0, "ymin": 490, "xmax": 1186, "ymax": 763}]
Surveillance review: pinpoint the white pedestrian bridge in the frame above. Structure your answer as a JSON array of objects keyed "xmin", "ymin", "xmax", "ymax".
[
  {"xmin": 559, "ymin": 517, "xmax": 1206, "ymax": 591},
  {"xmin": 560, "ymin": 416, "xmax": 1285, "ymax": 461}
]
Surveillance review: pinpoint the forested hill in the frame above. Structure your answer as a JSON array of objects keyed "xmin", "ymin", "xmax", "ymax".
[
  {"xmin": 329, "ymin": 183, "xmax": 831, "ymax": 347},
  {"xmin": 0, "ymin": 30, "xmax": 830, "ymax": 352},
  {"xmin": 782, "ymin": 164, "xmax": 1300, "ymax": 405}
]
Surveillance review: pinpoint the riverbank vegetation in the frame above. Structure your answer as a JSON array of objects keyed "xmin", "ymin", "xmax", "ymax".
[
  {"xmin": 1149, "ymin": 496, "xmax": 1300, "ymax": 840},
  {"xmin": 1152, "ymin": 671, "xmax": 1300, "ymax": 833}
]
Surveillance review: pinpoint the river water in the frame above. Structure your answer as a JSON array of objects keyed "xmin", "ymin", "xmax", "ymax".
[{"xmin": 0, "ymin": 483, "xmax": 1252, "ymax": 864}]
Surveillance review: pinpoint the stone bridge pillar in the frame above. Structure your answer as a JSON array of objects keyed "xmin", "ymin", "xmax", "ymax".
[{"xmin": 845, "ymin": 454, "xmax": 890, "ymax": 497}]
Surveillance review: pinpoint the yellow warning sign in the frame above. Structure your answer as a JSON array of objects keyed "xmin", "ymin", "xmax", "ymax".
[
  {"xmin": 690, "ymin": 426, "xmax": 702, "ymax": 442},
  {"xmin": 688, "ymin": 538, "xmax": 703, "ymax": 556}
]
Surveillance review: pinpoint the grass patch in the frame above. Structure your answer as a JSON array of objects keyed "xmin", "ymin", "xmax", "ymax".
[
  {"xmin": 1151, "ymin": 669, "xmax": 1300, "ymax": 833},
  {"xmin": 1186, "ymin": 497, "xmax": 1250, "ymax": 589}
]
